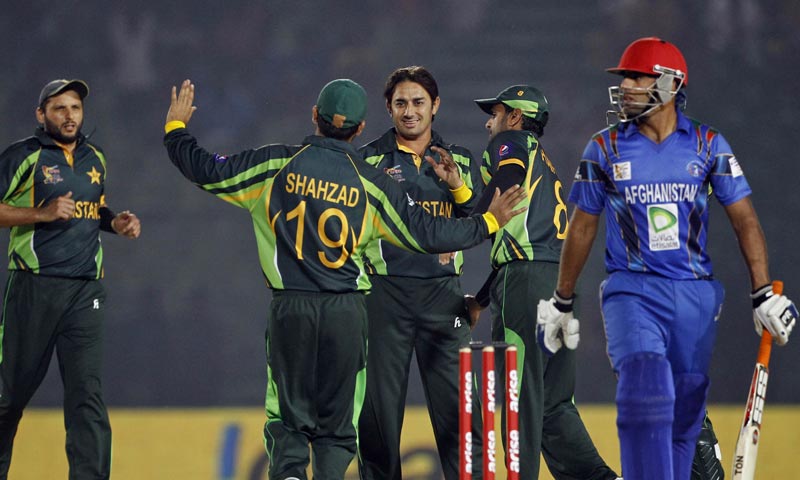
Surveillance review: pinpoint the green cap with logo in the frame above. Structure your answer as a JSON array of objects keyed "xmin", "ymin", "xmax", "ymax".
[
  {"xmin": 316, "ymin": 79, "xmax": 367, "ymax": 129},
  {"xmin": 474, "ymin": 85, "xmax": 549, "ymax": 124},
  {"xmin": 38, "ymin": 79, "xmax": 89, "ymax": 108}
]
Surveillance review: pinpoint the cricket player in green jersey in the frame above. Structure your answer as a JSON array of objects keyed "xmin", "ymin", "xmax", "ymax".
[
  {"xmin": 163, "ymin": 78, "xmax": 526, "ymax": 480},
  {"xmin": 357, "ymin": 66, "xmax": 485, "ymax": 480},
  {"xmin": 0, "ymin": 79, "xmax": 141, "ymax": 480},
  {"xmin": 469, "ymin": 85, "xmax": 619, "ymax": 480}
]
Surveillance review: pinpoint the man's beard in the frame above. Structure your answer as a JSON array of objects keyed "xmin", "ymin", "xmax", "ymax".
[{"xmin": 43, "ymin": 117, "xmax": 82, "ymax": 144}]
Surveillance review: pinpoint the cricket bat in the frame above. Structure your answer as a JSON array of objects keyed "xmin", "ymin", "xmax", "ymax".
[{"xmin": 731, "ymin": 280, "xmax": 782, "ymax": 479}]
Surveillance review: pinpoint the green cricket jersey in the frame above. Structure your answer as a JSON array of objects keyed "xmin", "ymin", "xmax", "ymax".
[
  {"xmin": 0, "ymin": 129, "xmax": 110, "ymax": 279},
  {"xmin": 359, "ymin": 129, "xmax": 481, "ymax": 278},
  {"xmin": 482, "ymin": 130, "xmax": 566, "ymax": 267},
  {"xmin": 164, "ymin": 129, "xmax": 493, "ymax": 293}
]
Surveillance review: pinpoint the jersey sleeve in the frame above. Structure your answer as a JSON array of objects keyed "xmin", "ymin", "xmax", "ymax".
[
  {"xmin": 708, "ymin": 132, "xmax": 752, "ymax": 206},
  {"xmin": 0, "ymin": 142, "xmax": 36, "ymax": 202},
  {"xmin": 567, "ymin": 137, "xmax": 608, "ymax": 215},
  {"xmin": 360, "ymin": 166, "xmax": 489, "ymax": 254},
  {"xmin": 164, "ymin": 129, "xmax": 286, "ymax": 210}
]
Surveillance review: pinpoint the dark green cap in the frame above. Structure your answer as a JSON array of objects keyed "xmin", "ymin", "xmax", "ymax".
[
  {"xmin": 316, "ymin": 79, "xmax": 367, "ymax": 128},
  {"xmin": 38, "ymin": 79, "xmax": 89, "ymax": 108},
  {"xmin": 474, "ymin": 85, "xmax": 549, "ymax": 124}
]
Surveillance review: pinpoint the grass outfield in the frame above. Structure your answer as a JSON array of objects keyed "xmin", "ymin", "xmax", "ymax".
[{"xmin": 12, "ymin": 405, "xmax": 799, "ymax": 478}]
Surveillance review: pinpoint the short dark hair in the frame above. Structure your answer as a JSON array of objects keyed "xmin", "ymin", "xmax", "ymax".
[
  {"xmin": 383, "ymin": 66, "xmax": 439, "ymax": 104},
  {"xmin": 317, "ymin": 113, "xmax": 360, "ymax": 141},
  {"xmin": 503, "ymin": 104, "xmax": 546, "ymax": 137}
]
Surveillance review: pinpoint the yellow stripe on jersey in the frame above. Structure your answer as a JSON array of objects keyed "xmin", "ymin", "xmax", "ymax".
[{"xmin": 498, "ymin": 158, "xmax": 525, "ymax": 169}]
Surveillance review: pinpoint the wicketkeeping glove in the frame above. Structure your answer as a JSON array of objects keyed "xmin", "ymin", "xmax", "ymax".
[
  {"xmin": 536, "ymin": 291, "xmax": 580, "ymax": 356},
  {"xmin": 751, "ymin": 284, "xmax": 798, "ymax": 346}
]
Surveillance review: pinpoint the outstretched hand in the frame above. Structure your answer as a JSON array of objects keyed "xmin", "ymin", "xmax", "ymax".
[
  {"xmin": 166, "ymin": 79, "xmax": 197, "ymax": 125},
  {"xmin": 486, "ymin": 186, "xmax": 527, "ymax": 228},
  {"xmin": 425, "ymin": 146, "xmax": 463, "ymax": 190}
]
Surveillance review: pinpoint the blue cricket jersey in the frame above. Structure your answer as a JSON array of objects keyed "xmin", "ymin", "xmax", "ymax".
[{"xmin": 569, "ymin": 110, "xmax": 752, "ymax": 280}]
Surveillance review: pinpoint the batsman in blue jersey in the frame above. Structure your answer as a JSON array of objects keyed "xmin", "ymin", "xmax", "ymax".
[{"xmin": 536, "ymin": 37, "xmax": 798, "ymax": 480}]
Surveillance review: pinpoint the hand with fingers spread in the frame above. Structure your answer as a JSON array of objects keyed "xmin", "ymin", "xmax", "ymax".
[
  {"xmin": 425, "ymin": 146, "xmax": 463, "ymax": 190},
  {"xmin": 486, "ymin": 185, "xmax": 527, "ymax": 228},
  {"xmin": 166, "ymin": 79, "xmax": 197, "ymax": 126},
  {"xmin": 111, "ymin": 211, "xmax": 142, "ymax": 239},
  {"xmin": 39, "ymin": 191, "xmax": 75, "ymax": 222}
]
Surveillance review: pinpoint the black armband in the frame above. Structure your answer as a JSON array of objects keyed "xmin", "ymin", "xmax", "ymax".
[{"xmin": 99, "ymin": 207, "xmax": 117, "ymax": 233}]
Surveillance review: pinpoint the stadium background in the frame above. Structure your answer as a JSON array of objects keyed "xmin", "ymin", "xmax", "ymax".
[{"xmin": 2, "ymin": 0, "xmax": 799, "ymax": 478}]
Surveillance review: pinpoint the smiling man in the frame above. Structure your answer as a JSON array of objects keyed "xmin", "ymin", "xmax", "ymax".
[{"xmin": 357, "ymin": 66, "xmax": 484, "ymax": 480}]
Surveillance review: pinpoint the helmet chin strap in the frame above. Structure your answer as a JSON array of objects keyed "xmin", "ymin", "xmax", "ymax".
[{"xmin": 607, "ymin": 67, "xmax": 685, "ymax": 125}]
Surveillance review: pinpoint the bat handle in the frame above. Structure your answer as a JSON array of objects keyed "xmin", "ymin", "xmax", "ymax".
[{"xmin": 756, "ymin": 280, "xmax": 783, "ymax": 366}]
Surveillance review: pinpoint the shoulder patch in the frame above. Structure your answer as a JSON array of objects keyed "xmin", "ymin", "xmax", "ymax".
[{"xmin": 498, "ymin": 144, "xmax": 511, "ymax": 158}]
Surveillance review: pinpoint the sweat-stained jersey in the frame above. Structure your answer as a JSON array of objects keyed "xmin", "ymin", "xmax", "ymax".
[
  {"xmin": 0, "ymin": 128, "xmax": 109, "ymax": 279},
  {"xmin": 482, "ymin": 129, "xmax": 566, "ymax": 268},
  {"xmin": 164, "ymin": 129, "xmax": 493, "ymax": 293},
  {"xmin": 569, "ymin": 110, "xmax": 752, "ymax": 279},
  {"xmin": 359, "ymin": 128, "xmax": 481, "ymax": 278}
]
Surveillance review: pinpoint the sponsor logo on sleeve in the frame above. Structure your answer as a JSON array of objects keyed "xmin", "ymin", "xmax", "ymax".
[
  {"xmin": 498, "ymin": 144, "xmax": 510, "ymax": 157},
  {"xmin": 729, "ymin": 156, "xmax": 744, "ymax": 177}
]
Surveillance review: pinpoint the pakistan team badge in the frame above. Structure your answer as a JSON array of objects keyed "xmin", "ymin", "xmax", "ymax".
[{"xmin": 647, "ymin": 203, "xmax": 679, "ymax": 251}]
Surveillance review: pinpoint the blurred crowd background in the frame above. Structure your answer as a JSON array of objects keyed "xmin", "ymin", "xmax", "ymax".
[{"xmin": 2, "ymin": 0, "xmax": 799, "ymax": 407}]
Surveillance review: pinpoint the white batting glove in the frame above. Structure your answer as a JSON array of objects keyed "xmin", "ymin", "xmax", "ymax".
[
  {"xmin": 536, "ymin": 292, "xmax": 580, "ymax": 356},
  {"xmin": 751, "ymin": 285, "xmax": 798, "ymax": 346}
]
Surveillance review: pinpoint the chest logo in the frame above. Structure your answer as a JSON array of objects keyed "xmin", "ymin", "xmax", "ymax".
[
  {"xmin": 86, "ymin": 166, "xmax": 102, "ymax": 185},
  {"xmin": 613, "ymin": 161, "xmax": 631, "ymax": 181},
  {"xmin": 384, "ymin": 165, "xmax": 405, "ymax": 182},
  {"xmin": 42, "ymin": 165, "xmax": 64, "ymax": 185},
  {"xmin": 686, "ymin": 161, "xmax": 704, "ymax": 177},
  {"xmin": 647, "ymin": 203, "xmax": 679, "ymax": 251}
]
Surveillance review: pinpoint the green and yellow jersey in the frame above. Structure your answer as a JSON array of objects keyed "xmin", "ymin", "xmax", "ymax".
[
  {"xmin": 0, "ymin": 129, "xmax": 110, "ymax": 279},
  {"xmin": 164, "ymin": 129, "xmax": 494, "ymax": 293},
  {"xmin": 481, "ymin": 130, "xmax": 567, "ymax": 267},
  {"xmin": 359, "ymin": 128, "xmax": 481, "ymax": 278}
]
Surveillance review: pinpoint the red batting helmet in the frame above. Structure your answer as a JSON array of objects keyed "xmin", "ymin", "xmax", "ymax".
[{"xmin": 607, "ymin": 37, "xmax": 688, "ymax": 85}]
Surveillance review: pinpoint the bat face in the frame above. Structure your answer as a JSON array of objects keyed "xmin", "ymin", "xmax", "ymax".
[{"xmin": 732, "ymin": 363, "xmax": 769, "ymax": 479}]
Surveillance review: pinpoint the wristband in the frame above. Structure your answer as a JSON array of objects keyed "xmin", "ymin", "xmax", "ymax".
[
  {"xmin": 553, "ymin": 290, "xmax": 575, "ymax": 313},
  {"xmin": 165, "ymin": 120, "xmax": 186, "ymax": 133},
  {"xmin": 750, "ymin": 284, "xmax": 773, "ymax": 308},
  {"xmin": 450, "ymin": 182, "xmax": 472, "ymax": 204},
  {"xmin": 482, "ymin": 212, "xmax": 499, "ymax": 234}
]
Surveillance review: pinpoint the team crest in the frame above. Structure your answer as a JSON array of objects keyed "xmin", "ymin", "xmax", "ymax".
[
  {"xmin": 384, "ymin": 165, "xmax": 405, "ymax": 182},
  {"xmin": 498, "ymin": 144, "xmax": 511, "ymax": 157},
  {"xmin": 686, "ymin": 161, "xmax": 704, "ymax": 177},
  {"xmin": 42, "ymin": 165, "xmax": 63, "ymax": 184},
  {"xmin": 613, "ymin": 161, "xmax": 631, "ymax": 181}
]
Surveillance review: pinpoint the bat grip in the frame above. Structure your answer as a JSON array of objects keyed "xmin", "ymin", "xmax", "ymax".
[{"xmin": 756, "ymin": 280, "xmax": 783, "ymax": 366}]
